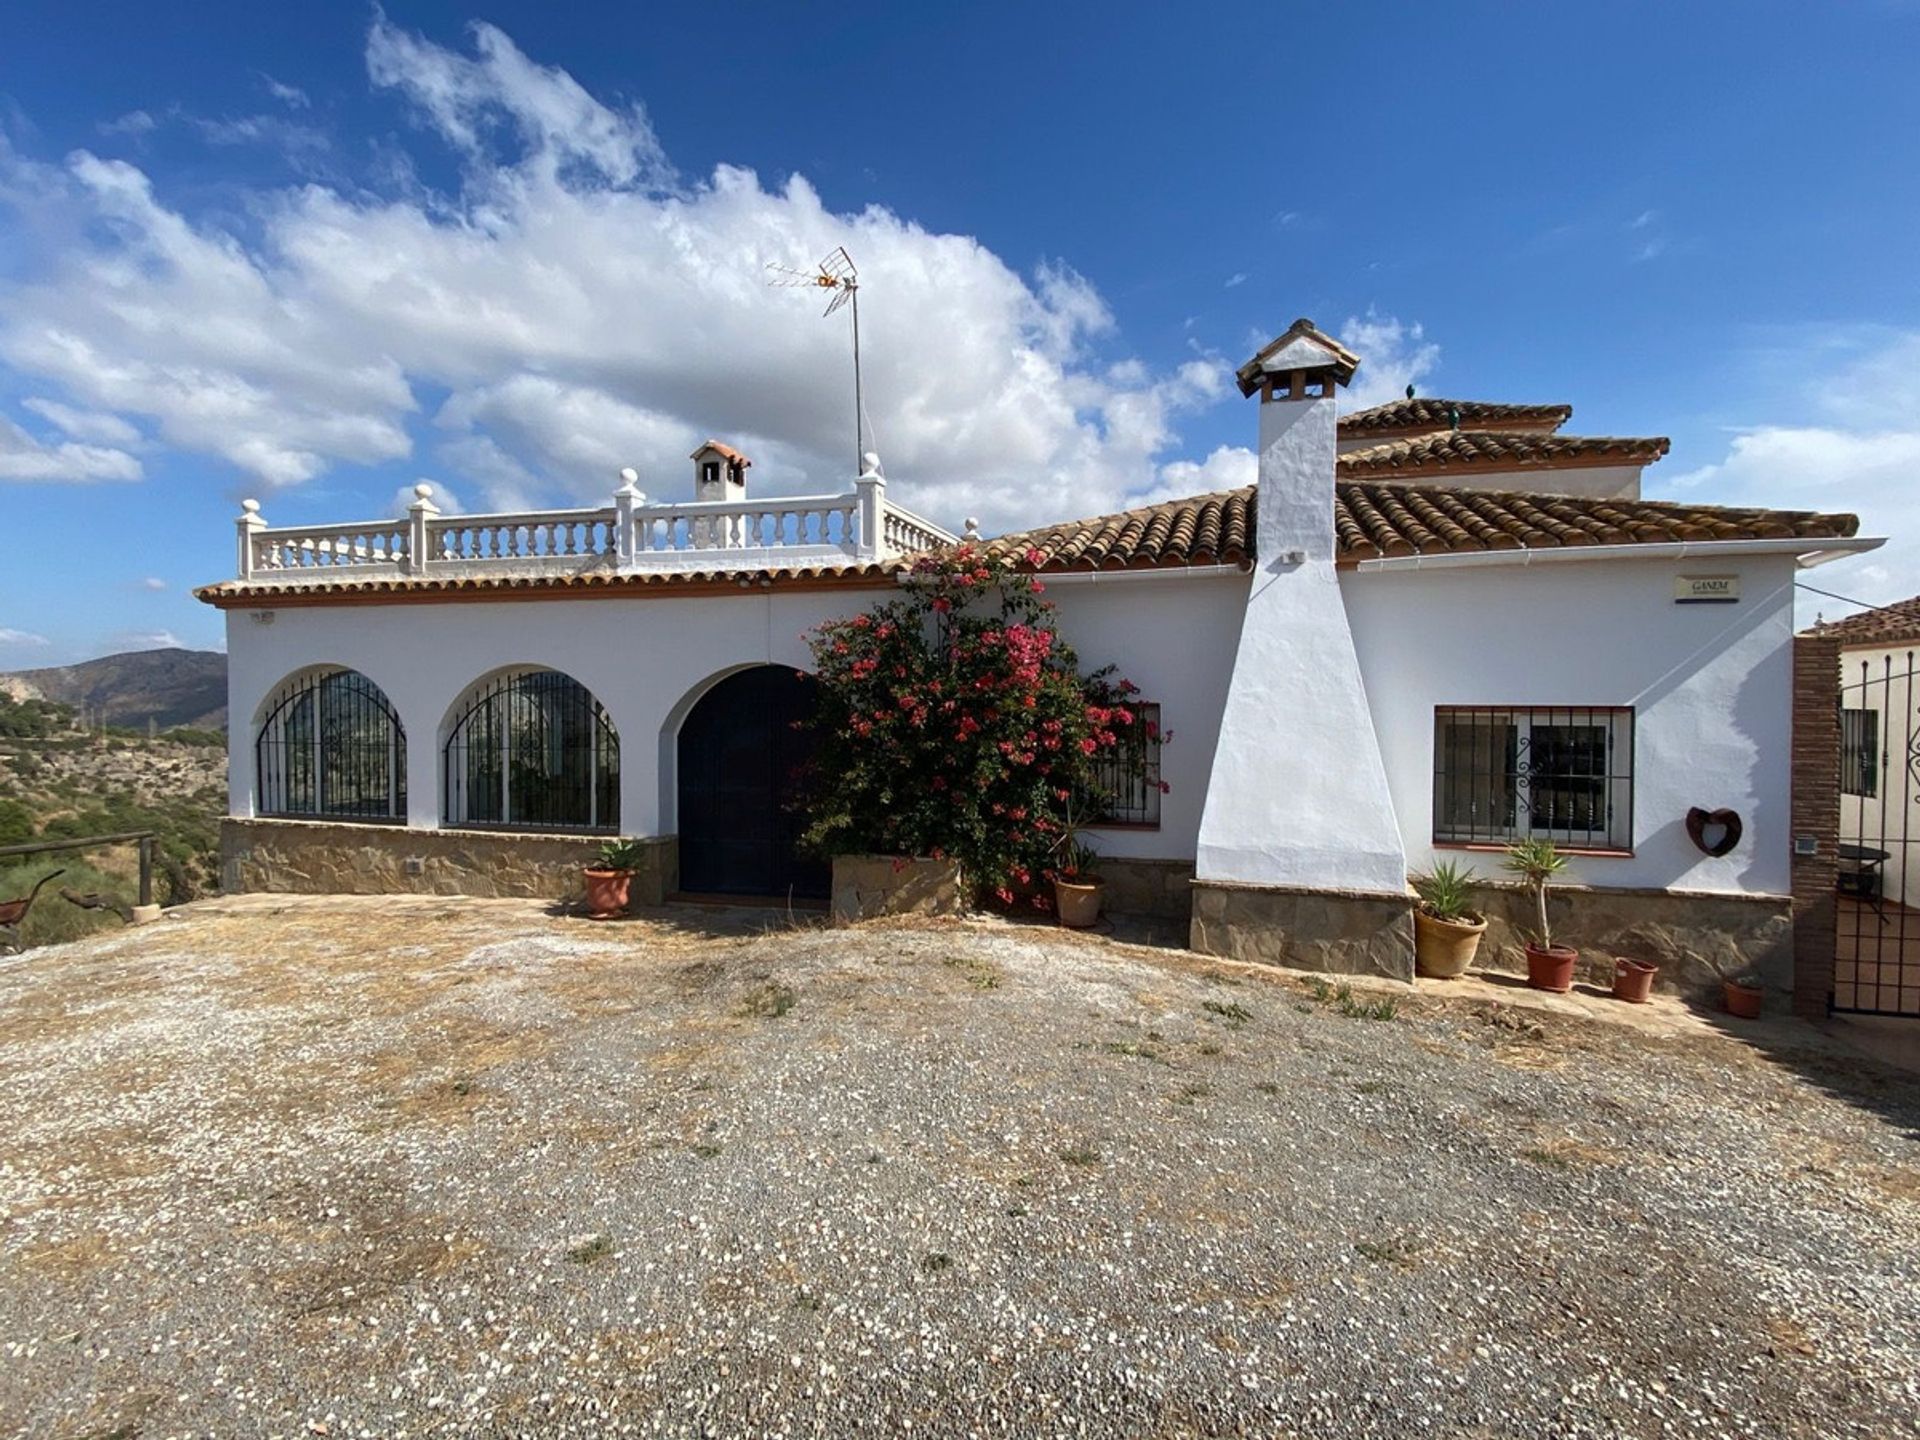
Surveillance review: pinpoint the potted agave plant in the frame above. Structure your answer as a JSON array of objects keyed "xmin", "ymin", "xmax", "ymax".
[
  {"xmin": 1050, "ymin": 831, "xmax": 1105, "ymax": 929},
  {"xmin": 583, "ymin": 838, "xmax": 647, "ymax": 920},
  {"xmin": 1412, "ymin": 859, "xmax": 1487, "ymax": 979},
  {"xmin": 1502, "ymin": 837, "xmax": 1577, "ymax": 992},
  {"xmin": 1721, "ymin": 968, "xmax": 1765, "ymax": 1019}
]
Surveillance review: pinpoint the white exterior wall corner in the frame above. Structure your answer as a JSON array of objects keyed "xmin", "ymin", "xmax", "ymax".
[
  {"xmin": 1194, "ymin": 392, "xmax": 1409, "ymax": 897},
  {"xmin": 1342, "ymin": 553, "xmax": 1800, "ymax": 897}
]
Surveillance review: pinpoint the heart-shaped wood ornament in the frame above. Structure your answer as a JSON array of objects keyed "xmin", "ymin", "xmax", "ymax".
[{"xmin": 1685, "ymin": 806, "xmax": 1742, "ymax": 857}]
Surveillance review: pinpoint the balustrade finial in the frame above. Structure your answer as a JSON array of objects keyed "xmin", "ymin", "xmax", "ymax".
[
  {"xmin": 859, "ymin": 452, "xmax": 884, "ymax": 481},
  {"xmin": 241, "ymin": 498, "xmax": 261, "ymax": 516},
  {"xmin": 963, "ymin": 517, "xmax": 981, "ymax": 541}
]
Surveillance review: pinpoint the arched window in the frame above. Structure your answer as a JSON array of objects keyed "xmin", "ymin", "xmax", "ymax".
[
  {"xmin": 443, "ymin": 669, "xmax": 619, "ymax": 831},
  {"xmin": 256, "ymin": 668, "xmax": 406, "ymax": 822}
]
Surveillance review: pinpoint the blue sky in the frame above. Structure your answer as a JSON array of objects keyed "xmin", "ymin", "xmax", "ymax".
[{"xmin": 2, "ymin": 1, "xmax": 1918, "ymax": 664}]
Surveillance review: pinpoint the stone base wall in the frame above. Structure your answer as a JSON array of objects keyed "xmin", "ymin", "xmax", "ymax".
[
  {"xmin": 1098, "ymin": 858, "xmax": 1196, "ymax": 921},
  {"xmin": 1189, "ymin": 881, "xmax": 1416, "ymax": 981},
  {"xmin": 221, "ymin": 818, "xmax": 677, "ymax": 905},
  {"xmin": 830, "ymin": 855, "xmax": 966, "ymax": 922},
  {"xmin": 1461, "ymin": 881, "xmax": 1791, "ymax": 995}
]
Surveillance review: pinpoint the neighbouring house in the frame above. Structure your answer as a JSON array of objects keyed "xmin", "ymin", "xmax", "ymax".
[
  {"xmin": 1809, "ymin": 596, "xmax": 1920, "ymax": 1015},
  {"xmin": 196, "ymin": 318, "xmax": 1881, "ymax": 985}
]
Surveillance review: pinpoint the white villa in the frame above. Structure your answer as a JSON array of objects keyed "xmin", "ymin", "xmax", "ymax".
[{"xmin": 198, "ymin": 320, "xmax": 1879, "ymax": 983}]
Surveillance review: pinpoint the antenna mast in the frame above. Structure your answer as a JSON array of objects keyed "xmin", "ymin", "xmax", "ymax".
[{"xmin": 768, "ymin": 246, "xmax": 864, "ymax": 475}]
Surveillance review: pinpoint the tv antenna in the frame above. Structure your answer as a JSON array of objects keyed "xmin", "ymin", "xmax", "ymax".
[{"xmin": 769, "ymin": 246, "xmax": 865, "ymax": 476}]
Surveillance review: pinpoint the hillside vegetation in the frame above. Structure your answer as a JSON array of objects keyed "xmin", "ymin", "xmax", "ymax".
[{"xmin": 0, "ymin": 690, "xmax": 225, "ymax": 949}]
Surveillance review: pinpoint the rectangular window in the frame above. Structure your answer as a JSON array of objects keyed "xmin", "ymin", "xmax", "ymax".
[
  {"xmin": 1433, "ymin": 706, "xmax": 1633, "ymax": 852},
  {"xmin": 1091, "ymin": 703, "xmax": 1162, "ymax": 827},
  {"xmin": 1842, "ymin": 707, "xmax": 1879, "ymax": 799}
]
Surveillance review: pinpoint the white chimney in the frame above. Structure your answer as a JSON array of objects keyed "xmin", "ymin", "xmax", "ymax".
[
  {"xmin": 1192, "ymin": 319, "xmax": 1412, "ymax": 974},
  {"xmin": 690, "ymin": 441, "xmax": 750, "ymax": 502}
]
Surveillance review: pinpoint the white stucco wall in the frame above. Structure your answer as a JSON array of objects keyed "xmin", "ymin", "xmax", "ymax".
[
  {"xmin": 1342, "ymin": 552, "xmax": 1800, "ymax": 897},
  {"xmin": 222, "ymin": 568, "xmax": 1246, "ymax": 865}
]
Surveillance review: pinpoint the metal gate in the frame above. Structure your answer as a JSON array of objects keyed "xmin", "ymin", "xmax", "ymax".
[{"xmin": 1835, "ymin": 651, "xmax": 1920, "ymax": 1015}]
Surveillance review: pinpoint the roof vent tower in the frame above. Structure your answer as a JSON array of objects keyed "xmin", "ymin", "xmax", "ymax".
[{"xmin": 691, "ymin": 441, "xmax": 750, "ymax": 502}]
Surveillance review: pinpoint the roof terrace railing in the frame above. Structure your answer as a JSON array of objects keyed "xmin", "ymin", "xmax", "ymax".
[{"xmin": 234, "ymin": 462, "xmax": 957, "ymax": 584}]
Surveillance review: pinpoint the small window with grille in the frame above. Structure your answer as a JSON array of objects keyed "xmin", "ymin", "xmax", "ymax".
[
  {"xmin": 1433, "ymin": 706, "xmax": 1633, "ymax": 852},
  {"xmin": 1090, "ymin": 703, "xmax": 1163, "ymax": 827},
  {"xmin": 1842, "ymin": 707, "xmax": 1879, "ymax": 799}
]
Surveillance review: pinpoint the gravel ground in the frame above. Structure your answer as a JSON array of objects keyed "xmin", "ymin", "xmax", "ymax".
[{"xmin": 2, "ymin": 895, "xmax": 1918, "ymax": 1439}]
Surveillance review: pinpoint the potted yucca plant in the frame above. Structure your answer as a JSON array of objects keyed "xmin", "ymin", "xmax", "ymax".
[
  {"xmin": 584, "ymin": 837, "xmax": 647, "ymax": 920},
  {"xmin": 1503, "ymin": 837, "xmax": 1577, "ymax": 992},
  {"xmin": 1412, "ymin": 859, "xmax": 1487, "ymax": 979}
]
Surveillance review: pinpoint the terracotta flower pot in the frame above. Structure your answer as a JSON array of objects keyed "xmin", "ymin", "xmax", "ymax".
[
  {"xmin": 1053, "ymin": 877, "xmax": 1103, "ymax": 929},
  {"xmin": 1414, "ymin": 910, "xmax": 1486, "ymax": 979},
  {"xmin": 1525, "ymin": 943, "xmax": 1578, "ymax": 993},
  {"xmin": 583, "ymin": 866, "xmax": 633, "ymax": 920},
  {"xmin": 1723, "ymin": 979, "xmax": 1764, "ymax": 1019},
  {"xmin": 1612, "ymin": 958, "xmax": 1659, "ymax": 1004}
]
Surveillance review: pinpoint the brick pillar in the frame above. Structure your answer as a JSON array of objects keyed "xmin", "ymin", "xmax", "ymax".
[{"xmin": 1791, "ymin": 633, "xmax": 1841, "ymax": 1019}]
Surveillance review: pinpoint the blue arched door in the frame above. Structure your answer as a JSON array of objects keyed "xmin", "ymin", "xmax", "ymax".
[{"xmin": 677, "ymin": 668, "xmax": 829, "ymax": 900}]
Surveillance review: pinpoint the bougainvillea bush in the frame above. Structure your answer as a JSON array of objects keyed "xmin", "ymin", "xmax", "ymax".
[{"xmin": 798, "ymin": 544, "xmax": 1164, "ymax": 907}]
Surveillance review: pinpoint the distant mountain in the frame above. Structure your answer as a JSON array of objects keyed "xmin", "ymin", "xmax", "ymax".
[{"xmin": 0, "ymin": 648, "xmax": 229, "ymax": 731}]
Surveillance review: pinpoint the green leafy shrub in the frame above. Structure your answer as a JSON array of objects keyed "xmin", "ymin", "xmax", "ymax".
[{"xmin": 799, "ymin": 544, "xmax": 1161, "ymax": 907}]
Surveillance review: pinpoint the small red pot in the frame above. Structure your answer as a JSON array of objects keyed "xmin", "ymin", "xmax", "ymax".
[
  {"xmin": 583, "ymin": 866, "xmax": 633, "ymax": 920},
  {"xmin": 1612, "ymin": 958, "xmax": 1659, "ymax": 1004},
  {"xmin": 1723, "ymin": 979, "xmax": 1763, "ymax": 1019},
  {"xmin": 1525, "ymin": 943, "xmax": 1578, "ymax": 993}
]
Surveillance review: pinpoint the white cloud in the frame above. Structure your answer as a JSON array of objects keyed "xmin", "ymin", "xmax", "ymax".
[
  {"xmin": 262, "ymin": 75, "xmax": 311, "ymax": 110},
  {"xmin": 1224, "ymin": 273, "xmax": 1247, "ymax": 289},
  {"xmin": 139, "ymin": 577, "xmax": 167, "ymax": 591},
  {"xmin": 21, "ymin": 396, "xmax": 141, "ymax": 446},
  {"xmin": 0, "ymin": 18, "xmax": 1261, "ymax": 532},
  {"xmin": 0, "ymin": 627, "xmax": 50, "ymax": 647},
  {"xmin": 1666, "ymin": 329, "xmax": 1920, "ymax": 620},
  {"xmin": 98, "ymin": 110, "xmax": 156, "ymax": 137},
  {"xmin": 104, "ymin": 629, "xmax": 183, "ymax": 652},
  {"xmin": 1337, "ymin": 312, "xmax": 1440, "ymax": 411},
  {"xmin": 0, "ymin": 414, "xmax": 141, "ymax": 482}
]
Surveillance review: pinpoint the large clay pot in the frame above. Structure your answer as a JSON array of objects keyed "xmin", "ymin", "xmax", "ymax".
[
  {"xmin": 1414, "ymin": 910, "xmax": 1486, "ymax": 979},
  {"xmin": 583, "ymin": 866, "xmax": 633, "ymax": 920},
  {"xmin": 1525, "ymin": 943, "xmax": 1578, "ymax": 993},
  {"xmin": 1053, "ymin": 877, "xmax": 1104, "ymax": 929},
  {"xmin": 1723, "ymin": 979, "xmax": 1764, "ymax": 1019},
  {"xmin": 1613, "ymin": 958, "xmax": 1659, "ymax": 1004}
]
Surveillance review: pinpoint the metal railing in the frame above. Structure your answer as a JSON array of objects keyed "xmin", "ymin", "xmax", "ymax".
[{"xmin": 234, "ymin": 463, "xmax": 958, "ymax": 585}]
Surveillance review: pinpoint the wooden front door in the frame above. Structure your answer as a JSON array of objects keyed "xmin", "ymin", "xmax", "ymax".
[{"xmin": 677, "ymin": 667, "xmax": 830, "ymax": 901}]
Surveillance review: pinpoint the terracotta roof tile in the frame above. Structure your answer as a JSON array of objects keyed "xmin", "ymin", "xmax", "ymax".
[
  {"xmin": 1809, "ymin": 595, "xmax": 1920, "ymax": 648},
  {"xmin": 987, "ymin": 482, "xmax": 1859, "ymax": 570},
  {"xmin": 1337, "ymin": 431, "xmax": 1670, "ymax": 476},
  {"xmin": 1338, "ymin": 399, "xmax": 1572, "ymax": 436},
  {"xmin": 690, "ymin": 440, "xmax": 752, "ymax": 467},
  {"xmin": 196, "ymin": 559, "xmax": 897, "ymax": 606}
]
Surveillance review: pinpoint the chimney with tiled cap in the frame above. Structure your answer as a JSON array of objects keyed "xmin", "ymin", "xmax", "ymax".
[
  {"xmin": 1190, "ymin": 319, "xmax": 1414, "ymax": 978},
  {"xmin": 691, "ymin": 440, "xmax": 750, "ymax": 501}
]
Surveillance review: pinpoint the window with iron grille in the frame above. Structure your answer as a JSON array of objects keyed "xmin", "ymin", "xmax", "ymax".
[
  {"xmin": 1432, "ymin": 706, "xmax": 1633, "ymax": 852},
  {"xmin": 1090, "ymin": 703, "xmax": 1162, "ymax": 827},
  {"xmin": 443, "ymin": 669, "xmax": 620, "ymax": 832},
  {"xmin": 1842, "ymin": 707, "xmax": 1879, "ymax": 799},
  {"xmin": 255, "ymin": 668, "xmax": 406, "ymax": 823}
]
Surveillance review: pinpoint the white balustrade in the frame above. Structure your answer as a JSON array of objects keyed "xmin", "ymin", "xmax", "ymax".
[{"xmin": 233, "ymin": 472, "xmax": 958, "ymax": 585}]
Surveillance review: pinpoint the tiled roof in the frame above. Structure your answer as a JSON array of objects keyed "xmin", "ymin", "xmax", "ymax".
[
  {"xmin": 987, "ymin": 483, "xmax": 1860, "ymax": 571},
  {"xmin": 1339, "ymin": 399, "xmax": 1572, "ymax": 436},
  {"xmin": 1235, "ymin": 319, "xmax": 1362, "ymax": 397},
  {"xmin": 1338, "ymin": 431, "xmax": 1670, "ymax": 477},
  {"xmin": 195, "ymin": 559, "xmax": 897, "ymax": 606},
  {"xmin": 986, "ymin": 489, "xmax": 1256, "ymax": 570},
  {"xmin": 1809, "ymin": 595, "xmax": 1920, "ymax": 648},
  {"xmin": 691, "ymin": 440, "xmax": 751, "ymax": 467}
]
